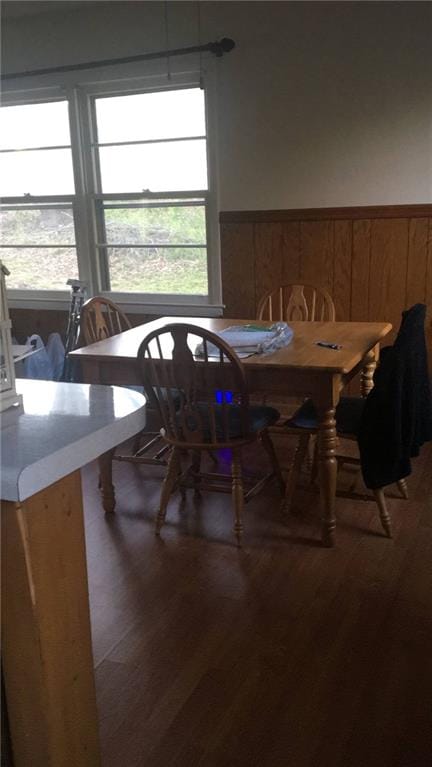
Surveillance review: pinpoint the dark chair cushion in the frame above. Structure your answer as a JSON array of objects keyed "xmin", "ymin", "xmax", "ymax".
[
  {"xmin": 159, "ymin": 387, "xmax": 181, "ymax": 405},
  {"xmin": 287, "ymin": 396, "xmax": 365, "ymax": 435},
  {"xmin": 177, "ymin": 403, "xmax": 280, "ymax": 441},
  {"xmin": 229, "ymin": 404, "xmax": 280, "ymax": 436}
]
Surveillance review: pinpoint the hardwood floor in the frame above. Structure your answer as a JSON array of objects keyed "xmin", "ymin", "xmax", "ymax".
[{"xmin": 81, "ymin": 439, "xmax": 432, "ymax": 767}]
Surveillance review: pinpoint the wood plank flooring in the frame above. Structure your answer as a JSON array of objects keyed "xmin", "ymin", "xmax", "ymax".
[{"xmin": 81, "ymin": 439, "xmax": 432, "ymax": 767}]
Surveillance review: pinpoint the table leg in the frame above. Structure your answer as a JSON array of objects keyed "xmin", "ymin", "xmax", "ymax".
[
  {"xmin": 317, "ymin": 404, "xmax": 338, "ymax": 547},
  {"xmin": 1, "ymin": 471, "xmax": 101, "ymax": 767},
  {"xmin": 360, "ymin": 348, "xmax": 377, "ymax": 397},
  {"xmin": 98, "ymin": 448, "xmax": 116, "ymax": 512}
]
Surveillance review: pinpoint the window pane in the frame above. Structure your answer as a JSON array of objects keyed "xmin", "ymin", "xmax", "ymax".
[
  {"xmin": 103, "ymin": 203, "xmax": 206, "ymax": 246},
  {"xmin": 99, "ymin": 140, "xmax": 207, "ymax": 193},
  {"xmin": 107, "ymin": 247, "xmax": 207, "ymax": 294},
  {"xmin": 95, "ymin": 88, "xmax": 205, "ymax": 143},
  {"xmin": 0, "ymin": 207, "xmax": 76, "ymax": 246},
  {"xmin": 0, "ymin": 149, "xmax": 75, "ymax": 195},
  {"xmin": 0, "ymin": 101, "xmax": 71, "ymax": 150},
  {"xmin": 1, "ymin": 247, "xmax": 78, "ymax": 290}
]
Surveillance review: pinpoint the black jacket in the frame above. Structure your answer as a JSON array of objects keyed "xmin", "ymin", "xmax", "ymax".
[{"xmin": 358, "ymin": 303, "xmax": 432, "ymax": 489}]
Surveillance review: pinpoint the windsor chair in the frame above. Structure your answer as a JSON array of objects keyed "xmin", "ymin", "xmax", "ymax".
[
  {"xmin": 257, "ymin": 283, "xmax": 335, "ymax": 323},
  {"xmin": 80, "ymin": 296, "xmax": 170, "ymax": 467},
  {"xmin": 137, "ymin": 323, "xmax": 284, "ymax": 545},
  {"xmin": 281, "ymin": 304, "xmax": 432, "ymax": 538}
]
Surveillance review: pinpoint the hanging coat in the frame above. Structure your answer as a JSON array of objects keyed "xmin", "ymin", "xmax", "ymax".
[{"xmin": 358, "ymin": 303, "xmax": 432, "ymax": 489}]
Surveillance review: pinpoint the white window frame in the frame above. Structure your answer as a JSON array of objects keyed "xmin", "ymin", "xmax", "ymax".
[{"xmin": 2, "ymin": 69, "xmax": 222, "ymax": 316}]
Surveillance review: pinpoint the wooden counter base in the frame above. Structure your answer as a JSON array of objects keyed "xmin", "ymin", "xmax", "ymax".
[{"xmin": 1, "ymin": 470, "xmax": 101, "ymax": 767}]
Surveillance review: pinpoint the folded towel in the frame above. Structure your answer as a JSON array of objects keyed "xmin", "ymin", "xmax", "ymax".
[{"xmin": 196, "ymin": 323, "xmax": 294, "ymax": 359}]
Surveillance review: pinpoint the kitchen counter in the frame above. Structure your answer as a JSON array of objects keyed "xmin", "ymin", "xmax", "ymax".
[
  {"xmin": 1, "ymin": 379, "xmax": 146, "ymax": 767},
  {"xmin": 1, "ymin": 378, "xmax": 146, "ymax": 501}
]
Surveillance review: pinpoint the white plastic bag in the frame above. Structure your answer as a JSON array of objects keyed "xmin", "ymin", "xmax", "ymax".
[
  {"xmin": 46, "ymin": 332, "xmax": 66, "ymax": 381},
  {"xmin": 196, "ymin": 322, "xmax": 294, "ymax": 359},
  {"xmin": 23, "ymin": 334, "xmax": 53, "ymax": 380},
  {"xmin": 257, "ymin": 322, "xmax": 294, "ymax": 355}
]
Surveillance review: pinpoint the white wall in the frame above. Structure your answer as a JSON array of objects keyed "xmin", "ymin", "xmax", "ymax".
[{"xmin": 2, "ymin": 1, "xmax": 431, "ymax": 209}]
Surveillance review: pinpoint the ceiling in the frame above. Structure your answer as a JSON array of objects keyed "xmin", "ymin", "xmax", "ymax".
[{"xmin": 1, "ymin": 1, "xmax": 103, "ymax": 19}]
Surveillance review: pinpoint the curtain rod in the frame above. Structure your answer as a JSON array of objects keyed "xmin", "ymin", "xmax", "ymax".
[{"xmin": 1, "ymin": 37, "xmax": 235, "ymax": 81}]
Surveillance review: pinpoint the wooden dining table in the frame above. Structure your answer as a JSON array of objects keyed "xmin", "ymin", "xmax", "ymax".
[{"xmin": 70, "ymin": 317, "xmax": 392, "ymax": 546}]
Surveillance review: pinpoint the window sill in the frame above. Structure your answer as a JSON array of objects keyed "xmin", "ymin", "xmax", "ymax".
[{"xmin": 8, "ymin": 294, "xmax": 224, "ymax": 317}]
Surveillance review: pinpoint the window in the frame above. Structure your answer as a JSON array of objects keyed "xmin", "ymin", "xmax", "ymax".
[
  {"xmin": 0, "ymin": 78, "xmax": 219, "ymax": 311},
  {"xmin": 0, "ymin": 100, "xmax": 79, "ymax": 290},
  {"xmin": 93, "ymin": 88, "xmax": 208, "ymax": 296}
]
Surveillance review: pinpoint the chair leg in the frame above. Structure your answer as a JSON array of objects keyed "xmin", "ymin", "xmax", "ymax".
[
  {"xmin": 310, "ymin": 438, "xmax": 319, "ymax": 485},
  {"xmin": 282, "ymin": 434, "xmax": 310, "ymax": 514},
  {"xmin": 397, "ymin": 478, "xmax": 409, "ymax": 499},
  {"xmin": 207, "ymin": 449, "xmax": 218, "ymax": 465},
  {"xmin": 231, "ymin": 449, "xmax": 244, "ymax": 547},
  {"xmin": 260, "ymin": 429, "xmax": 285, "ymax": 494},
  {"xmin": 191, "ymin": 450, "xmax": 202, "ymax": 493},
  {"xmin": 156, "ymin": 447, "xmax": 181, "ymax": 535},
  {"xmin": 177, "ymin": 455, "xmax": 187, "ymax": 500},
  {"xmin": 98, "ymin": 448, "xmax": 116, "ymax": 513},
  {"xmin": 373, "ymin": 488, "xmax": 392, "ymax": 538},
  {"xmin": 132, "ymin": 431, "xmax": 142, "ymax": 455}
]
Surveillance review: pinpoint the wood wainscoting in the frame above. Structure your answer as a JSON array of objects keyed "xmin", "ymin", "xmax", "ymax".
[
  {"xmin": 220, "ymin": 204, "xmax": 432, "ymax": 360},
  {"xmin": 9, "ymin": 204, "xmax": 432, "ymax": 360},
  {"xmin": 9, "ymin": 309, "xmax": 157, "ymax": 346}
]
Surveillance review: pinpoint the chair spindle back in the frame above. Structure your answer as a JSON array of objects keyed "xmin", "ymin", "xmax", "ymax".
[
  {"xmin": 80, "ymin": 296, "xmax": 131, "ymax": 344},
  {"xmin": 257, "ymin": 283, "xmax": 335, "ymax": 323},
  {"xmin": 138, "ymin": 323, "xmax": 251, "ymax": 448}
]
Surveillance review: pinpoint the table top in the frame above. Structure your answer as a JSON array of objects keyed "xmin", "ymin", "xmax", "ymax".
[
  {"xmin": 70, "ymin": 317, "xmax": 392, "ymax": 375},
  {"xmin": 1, "ymin": 379, "xmax": 146, "ymax": 502}
]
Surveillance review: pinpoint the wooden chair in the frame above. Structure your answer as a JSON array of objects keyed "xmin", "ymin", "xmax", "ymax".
[
  {"xmin": 257, "ymin": 283, "xmax": 335, "ymax": 323},
  {"xmin": 137, "ymin": 323, "xmax": 284, "ymax": 545},
  {"xmin": 80, "ymin": 295, "xmax": 131, "ymax": 343},
  {"xmin": 256, "ymin": 284, "xmax": 336, "ymax": 471},
  {"xmin": 282, "ymin": 304, "xmax": 432, "ymax": 538},
  {"xmin": 256, "ymin": 284, "xmax": 336, "ymax": 414},
  {"xmin": 80, "ymin": 296, "xmax": 170, "ymax": 465},
  {"xmin": 280, "ymin": 401, "xmax": 408, "ymax": 538}
]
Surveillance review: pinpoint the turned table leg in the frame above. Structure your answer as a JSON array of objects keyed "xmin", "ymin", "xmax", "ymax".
[
  {"xmin": 317, "ymin": 405, "xmax": 338, "ymax": 547},
  {"xmin": 361, "ymin": 349, "xmax": 377, "ymax": 398},
  {"xmin": 231, "ymin": 449, "xmax": 245, "ymax": 547}
]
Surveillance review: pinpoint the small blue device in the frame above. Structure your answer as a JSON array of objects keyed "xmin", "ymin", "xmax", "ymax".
[{"xmin": 215, "ymin": 390, "xmax": 234, "ymax": 404}]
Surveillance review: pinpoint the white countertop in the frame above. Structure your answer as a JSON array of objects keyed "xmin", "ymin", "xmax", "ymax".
[{"xmin": 1, "ymin": 379, "xmax": 146, "ymax": 502}]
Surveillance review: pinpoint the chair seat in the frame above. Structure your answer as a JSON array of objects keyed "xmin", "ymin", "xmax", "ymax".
[
  {"xmin": 177, "ymin": 403, "xmax": 280, "ymax": 442},
  {"xmin": 287, "ymin": 396, "xmax": 365, "ymax": 435}
]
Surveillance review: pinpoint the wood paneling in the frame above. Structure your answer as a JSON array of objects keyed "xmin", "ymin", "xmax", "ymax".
[
  {"xmin": 281, "ymin": 222, "xmax": 301, "ymax": 285},
  {"xmin": 9, "ymin": 206, "xmax": 432, "ymax": 362},
  {"xmin": 10, "ymin": 307, "xmax": 69, "ymax": 344},
  {"xmin": 254, "ymin": 223, "xmax": 284, "ymax": 307},
  {"xmin": 368, "ymin": 218, "xmax": 409, "ymax": 345},
  {"xmin": 9, "ymin": 308, "xmax": 157, "ymax": 345},
  {"xmin": 220, "ymin": 205, "xmax": 432, "ymax": 361},
  {"xmin": 220, "ymin": 222, "xmax": 255, "ymax": 318},
  {"xmin": 300, "ymin": 220, "xmax": 334, "ymax": 293},
  {"xmin": 351, "ymin": 219, "xmax": 371, "ymax": 322},
  {"xmin": 221, "ymin": 204, "xmax": 432, "ymax": 223},
  {"xmin": 406, "ymin": 218, "xmax": 430, "ymax": 307},
  {"xmin": 426, "ymin": 220, "xmax": 432, "ymax": 349},
  {"xmin": 333, "ymin": 220, "xmax": 352, "ymax": 322}
]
